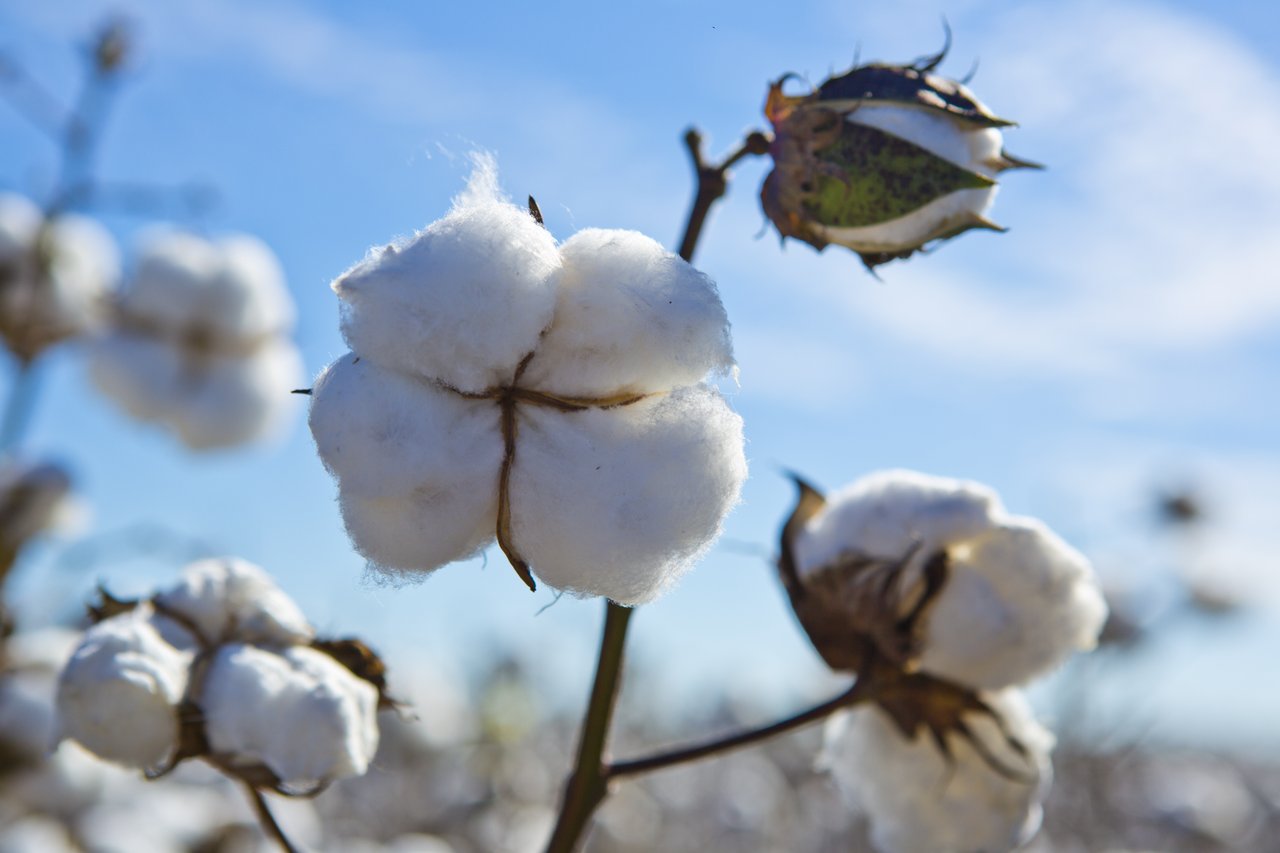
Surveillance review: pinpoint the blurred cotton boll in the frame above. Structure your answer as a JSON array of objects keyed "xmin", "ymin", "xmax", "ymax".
[
  {"xmin": 761, "ymin": 52, "xmax": 1037, "ymax": 271},
  {"xmin": 310, "ymin": 157, "xmax": 746, "ymax": 603},
  {"xmin": 0, "ymin": 460, "xmax": 74, "ymax": 560},
  {"xmin": 201, "ymin": 643, "xmax": 380, "ymax": 787},
  {"xmin": 822, "ymin": 688, "xmax": 1053, "ymax": 853},
  {"xmin": 53, "ymin": 557, "xmax": 386, "ymax": 795},
  {"xmin": 89, "ymin": 229, "xmax": 303, "ymax": 450},
  {"xmin": 787, "ymin": 469, "xmax": 1106, "ymax": 688},
  {"xmin": 0, "ymin": 193, "xmax": 119, "ymax": 362}
]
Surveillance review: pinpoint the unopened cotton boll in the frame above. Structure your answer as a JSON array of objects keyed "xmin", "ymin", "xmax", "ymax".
[
  {"xmin": 56, "ymin": 608, "xmax": 195, "ymax": 769},
  {"xmin": 153, "ymin": 557, "xmax": 313, "ymax": 646},
  {"xmin": 823, "ymin": 689, "xmax": 1052, "ymax": 853},
  {"xmin": 0, "ymin": 193, "xmax": 118, "ymax": 361},
  {"xmin": 201, "ymin": 644, "xmax": 379, "ymax": 785},
  {"xmin": 89, "ymin": 229, "xmax": 302, "ymax": 450}
]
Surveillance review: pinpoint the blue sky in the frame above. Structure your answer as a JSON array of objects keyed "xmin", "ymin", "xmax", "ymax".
[{"xmin": 2, "ymin": 0, "xmax": 1277, "ymax": 748}]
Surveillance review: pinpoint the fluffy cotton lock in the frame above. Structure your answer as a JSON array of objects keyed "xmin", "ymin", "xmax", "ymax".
[
  {"xmin": 56, "ymin": 606, "xmax": 195, "ymax": 770},
  {"xmin": 310, "ymin": 160, "xmax": 746, "ymax": 604},
  {"xmin": 823, "ymin": 688, "xmax": 1052, "ymax": 853},
  {"xmin": 0, "ymin": 193, "xmax": 119, "ymax": 361},
  {"xmin": 201, "ymin": 643, "xmax": 380, "ymax": 786},
  {"xmin": 792, "ymin": 469, "xmax": 1107, "ymax": 689},
  {"xmin": 89, "ymin": 230, "xmax": 303, "ymax": 450},
  {"xmin": 152, "ymin": 557, "xmax": 313, "ymax": 646}
]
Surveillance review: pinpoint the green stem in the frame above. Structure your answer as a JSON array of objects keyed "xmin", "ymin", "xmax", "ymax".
[
  {"xmin": 1, "ymin": 359, "xmax": 39, "ymax": 454},
  {"xmin": 543, "ymin": 601, "xmax": 634, "ymax": 853},
  {"xmin": 610, "ymin": 680, "xmax": 868, "ymax": 779}
]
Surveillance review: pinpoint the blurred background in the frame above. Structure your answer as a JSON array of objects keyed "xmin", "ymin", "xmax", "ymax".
[{"xmin": 1, "ymin": 0, "xmax": 1278, "ymax": 850}]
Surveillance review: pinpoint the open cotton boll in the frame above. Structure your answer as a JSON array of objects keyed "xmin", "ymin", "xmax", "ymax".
[
  {"xmin": 794, "ymin": 470, "xmax": 1001, "ymax": 577},
  {"xmin": 201, "ymin": 644, "xmax": 379, "ymax": 785},
  {"xmin": 0, "ymin": 193, "xmax": 41, "ymax": 253},
  {"xmin": 520, "ymin": 229, "xmax": 734, "ymax": 398},
  {"xmin": 56, "ymin": 608, "xmax": 195, "ymax": 769},
  {"xmin": 823, "ymin": 689, "xmax": 1052, "ymax": 853},
  {"xmin": 918, "ymin": 518, "xmax": 1109, "ymax": 689},
  {"xmin": 123, "ymin": 231, "xmax": 222, "ymax": 332},
  {"xmin": 88, "ymin": 336, "xmax": 183, "ymax": 422},
  {"xmin": 333, "ymin": 170, "xmax": 561, "ymax": 394},
  {"xmin": 509, "ymin": 385, "xmax": 746, "ymax": 604},
  {"xmin": 154, "ymin": 558, "xmax": 313, "ymax": 646},
  {"xmin": 309, "ymin": 354, "xmax": 503, "ymax": 499}
]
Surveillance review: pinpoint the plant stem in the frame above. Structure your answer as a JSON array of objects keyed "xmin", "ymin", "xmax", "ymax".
[
  {"xmin": 609, "ymin": 680, "xmax": 869, "ymax": 778},
  {"xmin": 1, "ymin": 359, "xmax": 39, "ymax": 454},
  {"xmin": 243, "ymin": 784, "xmax": 302, "ymax": 853},
  {"xmin": 543, "ymin": 601, "xmax": 633, "ymax": 853},
  {"xmin": 676, "ymin": 128, "xmax": 770, "ymax": 263}
]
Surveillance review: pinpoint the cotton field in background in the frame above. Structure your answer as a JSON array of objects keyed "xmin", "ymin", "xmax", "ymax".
[{"xmin": 1, "ymin": 0, "xmax": 1279, "ymax": 851}]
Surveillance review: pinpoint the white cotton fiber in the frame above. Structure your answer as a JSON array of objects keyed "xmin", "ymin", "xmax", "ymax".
[
  {"xmin": 794, "ymin": 470, "xmax": 1001, "ymax": 577},
  {"xmin": 309, "ymin": 354, "xmax": 504, "ymax": 499},
  {"xmin": 843, "ymin": 105, "xmax": 1003, "ymax": 178},
  {"xmin": 90, "ymin": 325, "xmax": 302, "ymax": 450},
  {"xmin": 919, "ymin": 518, "xmax": 1109, "ymax": 689},
  {"xmin": 333, "ymin": 167, "xmax": 561, "ymax": 394},
  {"xmin": 126, "ymin": 231, "xmax": 293, "ymax": 343},
  {"xmin": 521, "ymin": 229, "xmax": 734, "ymax": 398},
  {"xmin": 341, "ymin": 483, "xmax": 500, "ymax": 579},
  {"xmin": 56, "ymin": 608, "xmax": 195, "ymax": 769},
  {"xmin": 154, "ymin": 557, "xmax": 313, "ymax": 646},
  {"xmin": 201, "ymin": 644, "xmax": 379, "ymax": 785},
  {"xmin": 0, "ymin": 195, "xmax": 118, "ymax": 358},
  {"xmin": 508, "ymin": 385, "xmax": 746, "ymax": 604},
  {"xmin": 824, "ymin": 689, "xmax": 1052, "ymax": 853},
  {"xmin": 90, "ymin": 228, "xmax": 301, "ymax": 451}
]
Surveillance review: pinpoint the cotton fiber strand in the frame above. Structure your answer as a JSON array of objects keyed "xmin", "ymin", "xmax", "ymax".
[
  {"xmin": 824, "ymin": 689, "xmax": 1052, "ymax": 853},
  {"xmin": 201, "ymin": 644, "xmax": 379, "ymax": 785}
]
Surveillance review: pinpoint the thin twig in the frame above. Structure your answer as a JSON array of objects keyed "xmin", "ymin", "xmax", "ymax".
[
  {"xmin": 0, "ymin": 359, "xmax": 39, "ymax": 454},
  {"xmin": 676, "ymin": 129, "xmax": 770, "ymax": 263},
  {"xmin": 244, "ymin": 784, "xmax": 302, "ymax": 853},
  {"xmin": 543, "ymin": 602, "xmax": 634, "ymax": 853},
  {"xmin": 609, "ymin": 679, "xmax": 868, "ymax": 778}
]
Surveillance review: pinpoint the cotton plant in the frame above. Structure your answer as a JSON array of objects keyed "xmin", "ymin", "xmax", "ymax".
[
  {"xmin": 55, "ymin": 557, "xmax": 389, "ymax": 844},
  {"xmin": 775, "ymin": 469, "xmax": 1106, "ymax": 853},
  {"xmin": 308, "ymin": 158, "xmax": 747, "ymax": 604},
  {"xmin": 90, "ymin": 231, "xmax": 304, "ymax": 450},
  {"xmin": 0, "ymin": 193, "xmax": 119, "ymax": 364}
]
